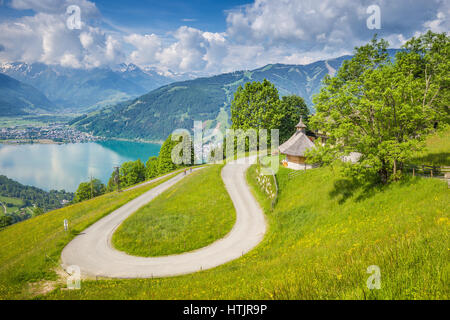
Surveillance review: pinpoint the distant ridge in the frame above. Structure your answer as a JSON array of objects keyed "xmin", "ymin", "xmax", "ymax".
[
  {"xmin": 72, "ymin": 54, "xmax": 356, "ymax": 141},
  {"xmin": 0, "ymin": 73, "xmax": 55, "ymax": 116},
  {"xmin": 0, "ymin": 62, "xmax": 180, "ymax": 112}
]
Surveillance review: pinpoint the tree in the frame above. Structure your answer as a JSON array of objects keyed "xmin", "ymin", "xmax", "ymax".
[
  {"xmin": 230, "ymin": 79, "xmax": 309, "ymax": 149},
  {"xmin": 0, "ymin": 215, "xmax": 12, "ymax": 228},
  {"xmin": 73, "ymin": 178, "xmax": 105, "ymax": 203},
  {"xmin": 308, "ymin": 32, "xmax": 449, "ymax": 183},
  {"xmin": 32, "ymin": 206, "xmax": 44, "ymax": 217},
  {"xmin": 231, "ymin": 79, "xmax": 282, "ymax": 131},
  {"xmin": 157, "ymin": 134, "xmax": 178, "ymax": 174},
  {"xmin": 146, "ymin": 156, "xmax": 159, "ymax": 180},
  {"xmin": 107, "ymin": 160, "xmax": 146, "ymax": 191},
  {"xmin": 120, "ymin": 159, "xmax": 146, "ymax": 186},
  {"xmin": 279, "ymin": 95, "xmax": 310, "ymax": 143}
]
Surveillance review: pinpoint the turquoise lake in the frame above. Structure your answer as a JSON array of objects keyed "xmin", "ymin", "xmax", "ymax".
[{"xmin": 0, "ymin": 140, "xmax": 161, "ymax": 192}]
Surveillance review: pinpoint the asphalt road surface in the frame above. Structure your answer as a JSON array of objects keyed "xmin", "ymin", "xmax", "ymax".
[{"xmin": 61, "ymin": 157, "xmax": 266, "ymax": 278}]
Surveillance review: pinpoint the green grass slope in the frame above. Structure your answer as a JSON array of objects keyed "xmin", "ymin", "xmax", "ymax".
[
  {"xmin": 45, "ymin": 154, "xmax": 448, "ymax": 299},
  {"xmin": 112, "ymin": 165, "xmax": 235, "ymax": 256},
  {"xmin": 412, "ymin": 126, "xmax": 450, "ymax": 166},
  {"xmin": 0, "ymin": 173, "xmax": 176, "ymax": 299},
  {"xmin": 1, "ymin": 129, "xmax": 447, "ymax": 300}
]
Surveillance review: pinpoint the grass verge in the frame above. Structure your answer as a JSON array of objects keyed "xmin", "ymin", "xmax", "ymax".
[
  {"xmin": 112, "ymin": 165, "xmax": 235, "ymax": 256},
  {"xmin": 411, "ymin": 126, "xmax": 450, "ymax": 166},
  {"xmin": 4, "ymin": 129, "xmax": 449, "ymax": 300},
  {"xmin": 45, "ymin": 158, "xmax": 448, "ymax": 300},
  {"xmin": 0, "ymin": 172, "xmax": 177, "ymax": 299}
]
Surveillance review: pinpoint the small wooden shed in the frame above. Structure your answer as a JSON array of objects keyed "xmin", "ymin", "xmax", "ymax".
[{"xmin": 279, "ymin": 116, "xmax": 315, "ymax": 170}]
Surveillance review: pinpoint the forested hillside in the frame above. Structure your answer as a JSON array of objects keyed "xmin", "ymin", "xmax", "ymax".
[
  {"xmin": 0, "ymin": 73, "xmax": 55, "ymax": 116},
  {"xmin": 0, "ymin": 63, "xmax": 176, "ymax": 112},
  {"xmin": 0, "ymin": 175, "xmax": 73, "ymax": 213}
]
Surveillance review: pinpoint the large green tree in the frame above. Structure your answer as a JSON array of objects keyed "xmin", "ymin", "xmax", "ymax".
[
  {"xmin": 279, "ymin": 95, "xmax": 309, "ymax": 143},
  {"xmin": 120, "ymin": 159, "xmax": 146, "ymax": 186},
  {"xmin": 145, "ymin": 156, "xmax": 159, "ymax": 180},
  {"xmin": 107, "ymin": 159, "xmax": 146, "ymax": 191},
  {"xmin": 157, "ymin": 134, "xmax": 179, "ymax": 174},
  {"xmin": 230, "ymin": 79, "xmax": 309, "ymax": 145},
  {"xmin": 73, "ymin": 178, "xmax": 106, "ymax": 203},
  {"xmin": 231, "ymin": 79, "xmax": 282, "ymax": 131},
  {"xmin": 308, "ymin": 32, "xmax": 449, "ymax": 183}
]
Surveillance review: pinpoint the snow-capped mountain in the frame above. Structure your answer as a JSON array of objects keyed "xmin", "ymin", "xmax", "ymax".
[{"xmin": 0, "ymin": 62, "xmax": 176, "ymax": 112}]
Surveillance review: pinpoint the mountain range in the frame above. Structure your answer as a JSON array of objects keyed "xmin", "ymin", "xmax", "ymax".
[
  {"xmin": 1, "ymin": 50, "xmax": 400, "ymax": 141},
  {"xmin": 0, "ymin": 62, "xmax": 191, "ymax": 112},
  {"xmin": 72, "ymin": 55, "xmax": 353, "ymax": 141},
  {"xmin": 0, "ymin": 73, "xmax": 55, "ymax": 116}
]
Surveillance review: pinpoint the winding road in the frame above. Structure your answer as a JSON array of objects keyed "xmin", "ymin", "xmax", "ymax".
[{"xmin": 61, "ymin": 157, "xmax": 266, "ymax": 278}]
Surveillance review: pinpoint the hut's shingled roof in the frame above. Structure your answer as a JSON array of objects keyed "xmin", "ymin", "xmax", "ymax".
[
  {"xmin": 295, "ymin": 117, "xmax": 307, "ymax": 129},
  {"xmin": 279, "ymin": 131, "xmax": 315, "ymax": 157}
]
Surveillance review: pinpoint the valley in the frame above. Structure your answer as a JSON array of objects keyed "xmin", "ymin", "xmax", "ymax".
[
  {"xmin": 0, "ymin": 13, "xmax": 447, "ymax": 305},
  {"xmin": 0, "ymin": 50, "xmax": 399, "ymax": 143},
  {"xmin": 0, "ymin": 62, "xmax": 181, "ymax": 113},
  {"xmin": 71, "ymin": 58, "xmax": 352, "ymax": 141},
  {"xmin": 0, "ymin": 55, "xmax": 353, "ymax": 143},
  {"xmin": 70, "ymin": 50, "xmax": 400, "ymax": 142}
]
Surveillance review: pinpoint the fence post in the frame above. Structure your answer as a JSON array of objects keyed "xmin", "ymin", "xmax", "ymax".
[{"xmin": 412, "ymin": 167, "xmax": 415, "ymax": 177}]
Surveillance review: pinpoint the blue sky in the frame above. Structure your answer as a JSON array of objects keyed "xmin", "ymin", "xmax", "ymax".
[
  {"xmin": 95, "ymin": 0, "xmax": 253, "ymax": 34},
  {"xmin": 0, "ymin": 0, "xmax": 448, "ymax": 74}
]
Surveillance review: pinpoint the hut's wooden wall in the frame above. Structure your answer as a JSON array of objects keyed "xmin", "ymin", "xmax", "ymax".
[{"xmin": 286, "ymin": 155, "xmax": 306, "ymax": 164}]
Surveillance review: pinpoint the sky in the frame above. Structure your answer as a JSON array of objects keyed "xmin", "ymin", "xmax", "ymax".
[{"xmin": 0, "ymin": 0, "xmax": 448, "ymax": 75}]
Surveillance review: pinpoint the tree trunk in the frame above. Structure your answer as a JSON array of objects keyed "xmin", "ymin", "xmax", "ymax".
[
  {"xmin": 393, "ymin": 159, "xmax": 397, "ymax": 177},
  {"xmin": 380, "ymin": 159, "xmax": 388, "ymax": 184}
]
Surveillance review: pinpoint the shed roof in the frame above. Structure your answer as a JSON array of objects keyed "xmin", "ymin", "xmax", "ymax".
[{"xmin": 279, "ymin": 131, "xmax": 315, "ymax": 157}]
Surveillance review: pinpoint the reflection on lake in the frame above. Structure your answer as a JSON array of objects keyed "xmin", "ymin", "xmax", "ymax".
[{"xmin": 0, "ymin": 140, "xmax": 160, "ymax": 192}]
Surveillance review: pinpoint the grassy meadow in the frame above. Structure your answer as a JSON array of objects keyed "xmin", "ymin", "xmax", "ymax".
[
  {"xmin": 0, "ymin": 172, "xmax": 178, "ymax": 299},
  {"xmin": 411, "ymin": 126, "xmax": 450, "ymax": 166},
  {"xmin": 0, "ymin": 129, "xmax": 448, "ymax": 300},
  {"xmin": 112, "ymin": 165, "xmax": 235, "ymax": 256},
  {"xmin": 42, "ymin": 162, "xmax": 448, "ymax": 300},
  {"xmin": 0, "ymin": 196, "xmax": 26, "ymax": 214},
  {"xmin": 43, "ymin": 129, "xmax": 448, "ymax": 299}
]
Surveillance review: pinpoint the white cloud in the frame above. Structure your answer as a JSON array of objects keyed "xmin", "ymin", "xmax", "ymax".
[
  {"xmin": 0, "ymin": 0, "xmax": 448, "ymax": 73},
  {"xmin": 159, "ymin": 26, "xmax": 209, "ymax": 71},
  {"xmin": 218, "ymin": 0, "xmax": 449, "ymax": 71},
  {"xmin": 423, "ymin": 0, "xmax": 450, "ymax": 34},
  {"xmin": 125, "ymin": 27, "xmax": 228, "ymax": 74},
  {"xmin": 124, "ymin": 33, "xmax": 162, "ymax": 66},
  {"xmin": 0, "ymin": 1, "xmax": 121, "ymax": 68}
]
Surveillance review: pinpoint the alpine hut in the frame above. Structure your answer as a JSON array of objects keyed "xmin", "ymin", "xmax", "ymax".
[{"xmin": 279, "ymin": 116, "xmax": 315, "ymax": 170}]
